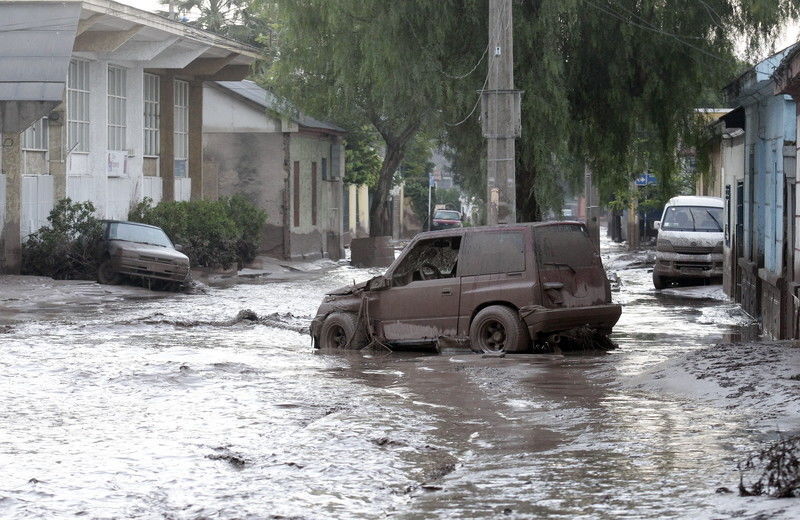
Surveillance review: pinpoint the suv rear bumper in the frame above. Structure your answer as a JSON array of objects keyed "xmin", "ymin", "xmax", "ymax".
[{"xmin": 520, "ymin": 304, "xmax": 622, "ymax": 338}]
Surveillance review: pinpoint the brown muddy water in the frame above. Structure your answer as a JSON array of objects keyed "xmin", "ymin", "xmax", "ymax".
[{"xmin": 0, "ymin": 237, "xmax": 796, "ymax": 519}]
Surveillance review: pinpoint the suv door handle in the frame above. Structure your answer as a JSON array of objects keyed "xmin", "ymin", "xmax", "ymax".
[
  {"xmin": 507, "ymin": 272, "xmax": 523, "ymax": 277},
  {"xmin": 441, "ymin": 288, "xmax": 452, "ymax": 295}
]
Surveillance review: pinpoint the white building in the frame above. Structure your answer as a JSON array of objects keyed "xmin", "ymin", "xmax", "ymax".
[{"xmin": 1, "ymin": 0, "xmax": 259, "ymax": 272}]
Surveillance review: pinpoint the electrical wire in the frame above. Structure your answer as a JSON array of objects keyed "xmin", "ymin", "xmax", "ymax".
[{"xmin": 580, "ymin": 0, "xmax": 729, "ymax": 63}]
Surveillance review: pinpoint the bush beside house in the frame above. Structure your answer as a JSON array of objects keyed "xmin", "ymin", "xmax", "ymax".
[
  {"xmin": 128, "ymin": 196, "xmax": 267, "ymax": 270},
  {"xmin": 22, "ymin": 199, "xmax": 104, "ymax": 280}
]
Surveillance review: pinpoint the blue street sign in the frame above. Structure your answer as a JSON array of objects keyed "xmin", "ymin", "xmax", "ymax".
[
  {"xmin": 635, "ymin": 173, "xmax": 657, "ymax": 186},
  {"xmin": 429, "ymin": 174, "xmax": 435, "ymax": 187}
]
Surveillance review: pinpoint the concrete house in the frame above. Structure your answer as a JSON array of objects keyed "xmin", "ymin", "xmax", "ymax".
[
  {"xmin": 0, "ymin": 0, "xmax": 259, "ymax": 273},
  {"xmin": 723, "ymin": 46, "xmax": 798, "ymax": 339},
  {"xmin": 202, "ymin": 80, "xmax": 346, "ymax": 260}
]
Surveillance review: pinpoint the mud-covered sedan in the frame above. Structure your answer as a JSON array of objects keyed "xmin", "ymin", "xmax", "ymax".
[{"xmin": 97, "ymin": 220, "xmax": 190, "ymax": 287}]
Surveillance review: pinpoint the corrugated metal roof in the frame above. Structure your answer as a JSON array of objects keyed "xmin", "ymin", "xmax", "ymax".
[{"xmin": 214, "ymin": 80, "xmax": 346, "ymax": 133}]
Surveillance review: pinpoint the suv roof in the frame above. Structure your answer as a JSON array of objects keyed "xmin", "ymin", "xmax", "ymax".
[{"xmin": 414, "ymin": 221, "xmax": 586, "ymax": 239}]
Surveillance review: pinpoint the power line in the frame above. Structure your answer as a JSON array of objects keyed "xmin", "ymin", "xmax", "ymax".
[{"xmin": 580, "ymin": 0, "xmax": 729, "ymax": 63}]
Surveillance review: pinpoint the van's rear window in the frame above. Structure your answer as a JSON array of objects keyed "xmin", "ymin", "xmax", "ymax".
[{"xmin": 534, "ymin": 225, "xmax": 594, "ymax": 269}]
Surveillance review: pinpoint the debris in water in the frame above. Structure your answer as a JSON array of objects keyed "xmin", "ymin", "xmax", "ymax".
[
  {"xmin": 207, "ymin": 447, "xmax": 248, "ymax": 467},
  {"xmin": 738, "ymin": 434, "xmax": 800, "ymax": 498}
]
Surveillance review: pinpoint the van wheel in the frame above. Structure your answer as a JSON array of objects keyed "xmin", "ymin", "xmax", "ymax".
[
  {"xmin": 653, "ymin": 273, "xmax": 667, "ymax": 290},
  {"xmin": 320, "ymin": 312, "xmax": 367, "ymax": 350},
  {"xmin": 97, "ymin": 260, "xmax": 122, "ymax": 285},
  {"xmin": 469, "ymin": 305, "xmax": 530, "ymax": 354}
]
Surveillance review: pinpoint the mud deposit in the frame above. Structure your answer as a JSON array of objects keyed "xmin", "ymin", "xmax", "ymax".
[{"xmin": 1, "ymin": 236, "xmax": 799, "ymax": 519}]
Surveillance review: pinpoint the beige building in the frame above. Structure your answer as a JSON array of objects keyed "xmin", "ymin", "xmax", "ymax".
[{"xmin": 202, "ymin": 81, "xmax": 346, "ymax": 260}]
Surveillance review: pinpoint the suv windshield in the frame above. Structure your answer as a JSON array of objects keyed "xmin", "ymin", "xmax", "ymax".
[
  {"xmin": 661, "ymin": 206, "xmax": 722, "ymax": 232},
  {"xmin": 108, "ymin": 222, "xmax": 173, "ymax": 248},
  {"xmin": 434, "ymin": 210, "xmax": 461, "ymax": 220}
]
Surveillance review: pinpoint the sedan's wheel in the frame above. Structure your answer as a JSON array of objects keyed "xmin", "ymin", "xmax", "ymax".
[
  {"xmin": 97, "ymin": 260, "xmax": 122, "ymax": 285},
  {"xmin": 319, "ymin": 312, "xmax": 367, "ymax": 350},
  {"xmin": 469, "ymin": 305, "xmax": 530, "ymax": 354}
]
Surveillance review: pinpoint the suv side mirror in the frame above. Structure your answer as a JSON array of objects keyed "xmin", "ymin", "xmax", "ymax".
[
  {"xmin": 174, "ymin": 244, "xmax": 185, "ymax": 252},
  {"xmin": 367, "ymin": 275, "xmax": 389, "ymax": 291},
  {"xmin": 654, "ymin": 221, "xmax": 661, "ymax": 230}
]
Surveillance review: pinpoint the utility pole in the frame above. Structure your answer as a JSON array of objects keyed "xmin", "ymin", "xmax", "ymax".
[{"xmin": 482, "ymin": 0, "xmax": 522, "ymax": 225}]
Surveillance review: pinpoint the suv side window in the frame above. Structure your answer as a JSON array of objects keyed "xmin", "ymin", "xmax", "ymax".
[
  {"xmin": 534, "ymin": 224, "xmax": 595, "ymax": 269},
  {"xmin": 391, "ymin": 236, "xmax": 461, "ymax": 287},
  {"xmin": 459, "ymin": 231, "xmax": 525, "ymax": 276}
]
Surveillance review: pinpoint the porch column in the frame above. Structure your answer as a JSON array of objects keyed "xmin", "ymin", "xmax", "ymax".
[
  {"xmin": 49, "ymin": 106, "xmax": 66, "ymax": 200},
  {"xmin": 159, "ymin": 74, "xmax": 175, "ymax": 202},
  {"xmin": 188, "ymin": 80, "xmax": 203, "ymax": 200},
  {"xmin": 2, "ymin": 133, "xmax": 22, "ymax": 273}
]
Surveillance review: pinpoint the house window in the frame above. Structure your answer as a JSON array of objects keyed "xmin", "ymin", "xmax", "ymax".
[
  {"xmin": 321, "ymin": 157, "xmax": 328, "ymax": 180},
  {"xmin": 22, "ymin": 117, "xmax": 48, "ymax": 175},
  {"xmin": 67, "ymin": 59, "xmax": 90, "ymax": 153},
  {"xmin": 143, "ymin": 73, "xmax": 160, "ymax": 157},
  {"xmin": 293, "ymin": 161, "xmax": 300, "ymax": 227},
  {"xmin": 22, "ymin": 118, "xmax": 48, "ymax": 151},
  {"xmin": 107, "ymin": 65, "xmax": 127, "ymax": 151},
  {"xmin": 312, "ymin": 161, "xmax": 318, "ymax": 226},
  {"xmin": 174, "ymin": 79, "xmax": 189, "ymax": 176}
]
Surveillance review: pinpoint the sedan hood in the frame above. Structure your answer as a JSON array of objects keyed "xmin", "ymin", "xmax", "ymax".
[{"xmin": 111, "ymin": 240, "xmax": 190, "ymax": 263}]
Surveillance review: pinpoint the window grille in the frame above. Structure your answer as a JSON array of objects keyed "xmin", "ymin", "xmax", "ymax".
[
  {"xmin": 107, "ymin": 65, "xmax": 127, "ymax": 151},
  {"xmin": 67, "ymin": 59, "xmax": 90, "ymax": 153},
  {"xmin": 22, "ymin": 118, "xmax": 48, "ymax": 151},
  {"xmin": 143, "ymin": 73, "xmax": 160, "ymax": 156},
  {"xmin": 174, "ymin": 79, "xmax": 189, "ymax": 161}
]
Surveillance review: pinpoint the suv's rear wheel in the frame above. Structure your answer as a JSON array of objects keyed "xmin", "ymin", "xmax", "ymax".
[
  {"xmin": 469, "ymin": 305, "xmax": 530, "ymax": 354},
  {"xmin": 319, "ymin": 312, "xmax": 367, "ymax": 350},
  {"xmin": 653, "ymin": 273, "xmax": 668, "ymax": 290}
]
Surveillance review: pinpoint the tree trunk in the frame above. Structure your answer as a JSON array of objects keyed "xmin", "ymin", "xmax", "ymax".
[
  {"xmin": 369, "ymin": 141, "xmax": 406, "ymax": 236},
  {"xmin": 516, "ymin": 165, "xmax": 541, "ymax": 222},
  {"xmin": 368, "ymin": 117, "xmax": 420, "ymax": 237}
]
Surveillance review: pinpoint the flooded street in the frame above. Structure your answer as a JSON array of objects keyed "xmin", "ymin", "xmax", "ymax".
[{"xmin": 1, "ymin": 237, "xmax": 799, "ymax": 519}]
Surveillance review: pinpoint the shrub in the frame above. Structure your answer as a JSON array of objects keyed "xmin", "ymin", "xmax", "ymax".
[
  {"xmin": 128, "ymin": 196, "xmax": 266, "ymax": 269},
  {"xmin": 22, "ymin": 199, "xmax": 103, "ymax": 279}
]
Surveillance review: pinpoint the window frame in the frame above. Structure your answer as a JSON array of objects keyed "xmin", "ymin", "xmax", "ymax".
[
  {"xmin": 66, "ymin": 58, "xmax": 90, "ymax": 153},
  {"xmin": 143, "ymin": 73, "xmax": 160, "ymax": 157},
  {"xmin": 107, "ymin": 65, "xmax": 127, "ymax": 152}
]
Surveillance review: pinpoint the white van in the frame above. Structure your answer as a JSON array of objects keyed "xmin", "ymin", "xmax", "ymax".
[{"xmin": 653, "ymin": 196, "xmax": 724, "ymax": 290}]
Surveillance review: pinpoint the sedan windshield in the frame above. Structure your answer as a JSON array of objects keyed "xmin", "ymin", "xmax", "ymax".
[
  {"xmin": 108, "ymin": 222, "xmax": 173, "ymax": 248},
  {"xmin": 661, "ymin": 206, "xmax": 722, "ymax": 232},
  {"xmin": 434, "ymin": 210, "xmax": 461, "ymax": 220}
]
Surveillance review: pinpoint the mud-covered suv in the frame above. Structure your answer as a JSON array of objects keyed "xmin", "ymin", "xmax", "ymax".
[{"xmin": 311, "ymin": 222, "xmax": 621, "ymax": 353}]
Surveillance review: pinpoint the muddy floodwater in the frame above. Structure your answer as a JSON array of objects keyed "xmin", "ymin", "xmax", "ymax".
[{"xmin": 1, "ymin": 237, "xmax": 798, "ymax": 519}]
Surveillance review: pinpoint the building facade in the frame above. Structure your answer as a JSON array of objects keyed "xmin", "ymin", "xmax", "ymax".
[
  {"xmin": 0, "ymin": 0, "xmax": 259, "ymax": 273},
  {"xmin": 722, "ymin": 46, "xmax": 798, "ymax": 339},
  {"xmin": 202, "ymin": 80, "xmax": 346, "ymax": 260}
]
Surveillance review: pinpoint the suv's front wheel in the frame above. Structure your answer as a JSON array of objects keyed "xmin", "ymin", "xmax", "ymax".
[
  {"xmin": 469, "ymin": 305, "xmax": 530, "ymax": 354},
  {"xmin": 319, "ymin": 312, "xmax": 367, "ymax": 350}
]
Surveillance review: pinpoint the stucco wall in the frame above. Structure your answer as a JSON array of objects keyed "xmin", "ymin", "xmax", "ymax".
[
  {"xmin": 288, "ymin": 133, "xmax": 343, "ymax": 259},
  {"xmin": 202, "ymin": 132, "xmax": 286, "ymax": 257}
]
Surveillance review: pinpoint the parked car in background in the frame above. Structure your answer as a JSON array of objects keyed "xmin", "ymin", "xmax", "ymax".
[
  {"xmin": 311, "ymin": 222, "xmax": 621, "ymax": 353},
  {"xmin": 96, "ymin": 220, "xmax": 190, "ymax": 288},
  {"xmin": 430, "ymin": 209, "xmax": 463, "ymax": 231},
  {"xmin": 653, "ymin": 196, "xmax": 724, "ymax": 290}
]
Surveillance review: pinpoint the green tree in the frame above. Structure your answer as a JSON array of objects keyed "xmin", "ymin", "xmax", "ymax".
[
  {"xmin": 266, "ymin": 0, "xmax": 485, "ymax": 236},
  {"xmin": 442, "ymin": 0, "xmax": 799, "ymax": 221},
  {"xmin": 160, "ymin": 0, "xmax": 274, "ymax": 46},
  {"xmin": 397, "ymin": 135, "xmax": 436, "ymax": 225},
  {"xmin": 344, "ymin": 126, "xmax": 382, "ymax": 187}
]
